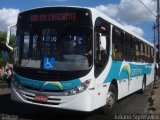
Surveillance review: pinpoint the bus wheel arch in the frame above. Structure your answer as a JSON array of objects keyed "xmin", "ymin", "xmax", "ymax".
[
  {"xmin": 100, "ymin": 79, "xmax": 118, "ymax": 114},
  {"xmin": 111, "ymin": 79, "xmax": 118, "ymax": 92},
  {"xmin": 109, "ymin": 79, "xmax": 118, "ymax": 105}
]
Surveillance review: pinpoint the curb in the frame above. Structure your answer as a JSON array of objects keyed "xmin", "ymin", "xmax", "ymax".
[{"xmin": 145, "ymin": 80, "xmax": 160, "ymax": 114}]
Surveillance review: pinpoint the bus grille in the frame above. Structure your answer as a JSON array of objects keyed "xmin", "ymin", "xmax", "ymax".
[{"xmin": 20, "ymin": 90, "xmax": 65, "ymax": 106}]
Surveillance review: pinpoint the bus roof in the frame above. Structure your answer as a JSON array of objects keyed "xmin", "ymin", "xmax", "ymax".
[{"xmin": 19, "ymin": 6, "xmax": 154, "ymax": 47}]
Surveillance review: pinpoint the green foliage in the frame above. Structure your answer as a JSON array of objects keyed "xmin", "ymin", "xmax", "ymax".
[
  {"xmin": 0, "ymin": 31, "xmax": 15, "ymax": 66},
  {"xmin": 0, "ymin": 31, "xmax": 15, "ymax": 47},
  {"xmin": 0, "ymin": 31, "xmax": 7, "ymax": 43},
  {"xmin": 10, "ymin": 34, "xmax": 16, "ymax": 47}
]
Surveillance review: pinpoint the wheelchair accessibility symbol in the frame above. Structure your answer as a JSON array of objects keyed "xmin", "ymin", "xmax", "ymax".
[{"xmin": 43, "ymin": 57, "xmax": 55, "ymax": 70}]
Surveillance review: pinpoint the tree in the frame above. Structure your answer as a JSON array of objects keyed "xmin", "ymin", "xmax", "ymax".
[
  {"xmin": 0, "ymin": 31, "xmax": 7, "ymax": 43},
  {"xmin": 0, "ymin": 31, "xmax": 15, "ymax": 47},
  {"xmin": 10, "ymin": 34, "xmax": 16, "ymax": 47}
]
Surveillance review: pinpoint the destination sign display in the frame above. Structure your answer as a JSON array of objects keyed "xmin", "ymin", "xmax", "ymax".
[
  {"xmin": 17, "ymin": 7, "xmax": 92, "ymax": 26},
  {"xmin": 30, "ymin": 13, "xmax": 77, "ymax": 22}
]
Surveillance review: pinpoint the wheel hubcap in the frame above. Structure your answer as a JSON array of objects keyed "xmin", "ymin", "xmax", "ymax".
[{"xmin": 107, "ymin": 92, "xmax": 115, "ymax": 108}]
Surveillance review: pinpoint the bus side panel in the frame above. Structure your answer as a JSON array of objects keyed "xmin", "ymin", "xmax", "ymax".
[
  {"xmin": 117, "ymin": 79, "xmax": 129, "ymax": 99},
  {"xmin": 128, "ymin": 76, "xmax": 143, "ymax": 94},
  {"xmin": 94, "ymin": 56, "xmax": 112, "ymax": 109},
  {"xmin": 104, "ymin": 61, "xmax": 153, "ymax": 98},
  {"xmin": 146, "ymin": 64, "xmax": 155, "ymax": 86},
  {"xmin": 93, "ymin": 83, "xmax": 110, "ymax": 110}
]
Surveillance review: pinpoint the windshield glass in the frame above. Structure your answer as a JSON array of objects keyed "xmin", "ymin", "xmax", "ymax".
[{"xmin": 16, "ymin": 27, "xmax": 93, "ymax": 71}]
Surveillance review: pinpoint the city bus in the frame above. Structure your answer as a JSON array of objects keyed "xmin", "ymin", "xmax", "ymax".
[{"xmin": 7, "ymin": 6, "xmax": 155, "ymax": 113}]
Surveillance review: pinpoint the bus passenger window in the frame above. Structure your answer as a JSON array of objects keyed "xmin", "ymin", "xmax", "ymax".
[
  {"xmin": 112, "ymin": 27, "xmax": 124, "ymax": 61},
  {"xmin": 112, "ymin": 45, "xmax": 123, "ymax": 60}
]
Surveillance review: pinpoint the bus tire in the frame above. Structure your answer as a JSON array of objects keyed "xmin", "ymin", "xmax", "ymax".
[
  {"xmin": 139, "ymin": 76, "xmax": 146, "ymax": 94},
  {"xmin": 101, "ymin": 84, "xmax": 117, "ymax": 114}
]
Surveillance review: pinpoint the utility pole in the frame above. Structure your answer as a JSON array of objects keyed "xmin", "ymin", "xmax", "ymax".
[
  {"xmin": 154, "ymin": 23, "xmax": 156, "ymax": 48},
  {"xmin": 154, "ymin": 23, "xmax": 156, "ymax": 62},
  {"xmin": 157, "ymin": 0, "xmax": 160, "ymax": 66}
]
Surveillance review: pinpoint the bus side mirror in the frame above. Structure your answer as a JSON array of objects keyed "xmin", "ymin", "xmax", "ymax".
[{"xmin": 6, "ymin": 24, "xmax": 16, "ymax": 51}]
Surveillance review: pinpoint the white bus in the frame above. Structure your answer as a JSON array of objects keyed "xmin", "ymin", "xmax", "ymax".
[{"xmin": 7, "ymin": 6, "xmax": 155, "ymax": 113}]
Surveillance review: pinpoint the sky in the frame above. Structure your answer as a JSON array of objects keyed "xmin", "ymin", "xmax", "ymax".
[{"xmin": 0, "ymin": 0, "xmax": 157, "ymax": 44}]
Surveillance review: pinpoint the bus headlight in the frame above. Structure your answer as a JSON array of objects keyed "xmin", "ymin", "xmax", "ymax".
[{"xmin": 64, "ymin": 79, "xmax": 91, "ymax": 96}]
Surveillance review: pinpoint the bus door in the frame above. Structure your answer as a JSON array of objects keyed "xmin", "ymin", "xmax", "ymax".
[{"xmin": 94, "ymin": 18, "xmax": 110, "ymax": 108}]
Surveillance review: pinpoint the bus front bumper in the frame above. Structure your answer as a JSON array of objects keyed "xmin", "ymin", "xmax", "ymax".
[{"xmin": 11, "ymin": 82, "xmax": 94, "ymax": 112}]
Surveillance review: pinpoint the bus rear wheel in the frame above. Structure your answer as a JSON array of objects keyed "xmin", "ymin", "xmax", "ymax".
[
  {"xmin": 139, "ymin": 76, "xmax": 146, "ymax": 94},
  {"xmin": 101, "ymin": 84, "xmax": 117, "ymax": 114}
]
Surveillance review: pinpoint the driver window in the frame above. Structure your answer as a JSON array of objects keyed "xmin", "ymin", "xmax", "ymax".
[{"xmin": 22, "ymin": 32, "xmax": 30, "ymax": 59}]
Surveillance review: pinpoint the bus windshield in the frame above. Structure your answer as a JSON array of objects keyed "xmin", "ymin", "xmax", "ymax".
[{"xmin": 16, "ymin": 26, "xmax": 93, "ymax": 71}]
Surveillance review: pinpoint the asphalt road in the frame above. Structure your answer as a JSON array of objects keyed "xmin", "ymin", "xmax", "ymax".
[{"xmin": 0, "ymin": 84, "xmax": 154, "ymax": 120}]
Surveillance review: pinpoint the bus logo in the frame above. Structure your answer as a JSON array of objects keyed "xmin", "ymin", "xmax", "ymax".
[
  {"xmin": 43, "ymin": 82, "xmax": 63, "ymax": 90},
  {"xmin": 119, "ymin": 61, "xmax": 131, "ymax": 79}
]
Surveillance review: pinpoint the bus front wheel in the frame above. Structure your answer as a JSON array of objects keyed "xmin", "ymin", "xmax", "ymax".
[{"xmin": 101, "ymin": 84, "xmax": 117, "ymax": 114}]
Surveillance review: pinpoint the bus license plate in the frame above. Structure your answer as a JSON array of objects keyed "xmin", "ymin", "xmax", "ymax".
[{"xmin": 35, "ymin": 95, "xmax": 48, "ymax": 102}]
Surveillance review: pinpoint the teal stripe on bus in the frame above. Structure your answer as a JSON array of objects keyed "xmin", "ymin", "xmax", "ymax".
[
  {"xmin": 14, "ymin": 73, "xmax": 82, "ymax": 91},
  {"xmin": 104, "ymin": 60, "xmax": 152, "ymax": 83}
]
